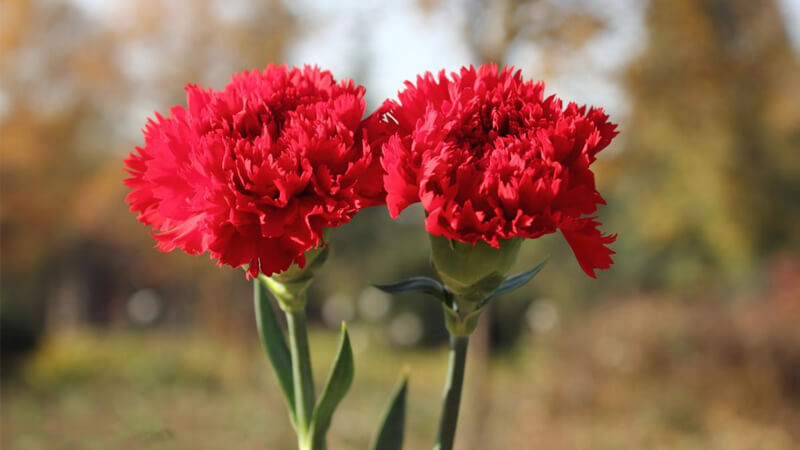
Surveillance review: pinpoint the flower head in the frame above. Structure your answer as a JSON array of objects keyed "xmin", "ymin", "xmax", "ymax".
[
  {"xmin": 125, "ymin": 64, "xmax": 386, "ymax": 278},
  {"xmin": 378, "ymin": 64, "xmax": 618, "ymax": 277}
]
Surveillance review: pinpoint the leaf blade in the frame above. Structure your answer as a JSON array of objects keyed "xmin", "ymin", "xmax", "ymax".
[
  {"xmin": 482, "ymin": 259, "xmax": 548, "ymax": 305},
  {"xmin": 373, "ymin": 277, "xmax": 446, "ymax": 301},
  {"xmin": 370, "ymin": 374, "xmax": 409, "ymax": 450},
  {"xmin": 308, "ymin": 323, "xmax": 355, "ymax": 448}
]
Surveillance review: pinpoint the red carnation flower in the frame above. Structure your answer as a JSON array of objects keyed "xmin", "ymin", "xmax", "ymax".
[
  {"xmin": 378, "ymin": 64, "xmax": 618, "ymax": 277},
  {"xmin": 125, "ymin": 64, "xmax": 386, "ymax": 278}
]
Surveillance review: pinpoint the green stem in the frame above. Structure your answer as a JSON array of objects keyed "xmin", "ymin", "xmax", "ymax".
[
  {"xmin": 286, "ymin": 308, "xmax": 316, "ymax": 449},
  {"xmin": 434, "ymin": 335, "xmax": 469, "ymax": 450}
]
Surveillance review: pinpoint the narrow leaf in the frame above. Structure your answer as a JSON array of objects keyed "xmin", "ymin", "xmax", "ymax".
[
  {"xmin": 483, "ymin": 260, "xmax": 548, "ymax": 305},
  {"xmin": 254, "ymin": 278, "xmax": 295, "ymax": 424},
  {"xmin": 309, "ymin": 322, "xmax": 354, "ymax": 448},
  {"xmin": 370, "ymin": 374, "xmax": 409, "ymax": 450},
  {"xmin": 373, "ymin": 277, "xmax": 446, "ymax": 301}
]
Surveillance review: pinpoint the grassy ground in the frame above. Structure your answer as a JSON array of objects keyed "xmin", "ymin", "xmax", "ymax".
[{"xmin": 3, "ymin": 296, "xmax": 799, "ymax": 449}]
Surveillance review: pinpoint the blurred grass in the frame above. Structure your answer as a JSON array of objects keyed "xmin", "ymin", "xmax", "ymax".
[
  {"xmin": 3, "ymin": 293, "xmax": 799, "ymax": 450},
  {"xmin": 1, "ymin": 326, "xmax": 446, "ymax": 450}
]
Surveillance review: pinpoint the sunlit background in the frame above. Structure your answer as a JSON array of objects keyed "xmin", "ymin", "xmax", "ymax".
[{"xmin": 2, "ymin": 0, "xmax": 799, "ymax": 448}]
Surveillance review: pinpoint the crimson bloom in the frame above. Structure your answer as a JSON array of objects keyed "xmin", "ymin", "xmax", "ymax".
[
  {"xmin": 378, "ymin": 64, "xmax": 618, "ymax": 277},
  {"xmin": 125, "ymin": 65, "xmax": 385, "ymax": 278}
]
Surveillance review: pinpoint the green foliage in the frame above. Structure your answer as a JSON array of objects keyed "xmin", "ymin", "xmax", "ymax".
[
  {"xmin": 308, "ymin": 323, "xmax": 354, "ymax": 449},
  {"xmin": 370, "ymin": 374, "xmax": 409, "ymax": 450},
  {"xmin": 482, "ymin": 260, "xmax": 548, "ymax": 306},
  {"xmin": 373, "ymin": 277, "xmax": 448, "ymax": 302},
  {"xmin": 376, "ymin": 259, "xmax": 547, "ymax": 338}
]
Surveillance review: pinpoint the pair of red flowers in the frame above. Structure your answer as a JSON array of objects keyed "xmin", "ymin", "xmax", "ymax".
[{"xmin": 125, "ymin": 64, "xmax": 618, "ymax": 279}]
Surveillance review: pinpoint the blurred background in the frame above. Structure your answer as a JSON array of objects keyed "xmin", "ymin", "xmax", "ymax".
[{"xmin": 2, "ymin": 0, "xmax": 799, "ymax": 448}]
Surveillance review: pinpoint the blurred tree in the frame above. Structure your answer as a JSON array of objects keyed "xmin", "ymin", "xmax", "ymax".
[
  {"xmin": 1, "ymin": 0, "xmax": 296, "ymax": 358},
  {"xmin": 610, "ymin": 0, "xmax": 800, "ymax": 290},
  {"xmin": 462, "ymin": 0, "xmax": 607, "ymax": 71}
]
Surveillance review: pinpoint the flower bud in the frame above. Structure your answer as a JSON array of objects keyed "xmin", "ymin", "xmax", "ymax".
[{"xmin": 429, "ymin": 234, "xmax": 522, "ymax": 303}]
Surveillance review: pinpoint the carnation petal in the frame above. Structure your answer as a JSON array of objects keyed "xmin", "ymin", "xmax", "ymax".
[
  {"xmin": 378, "ymin": 63, "xmax": 618, "ymax": 277},
  {"xmin": 559, "ymin": 217, "xmax": 616, "ymax": 278},
  {"xmin": 125, "ymin": 65, "xmax": 384, "ymax": 277}
]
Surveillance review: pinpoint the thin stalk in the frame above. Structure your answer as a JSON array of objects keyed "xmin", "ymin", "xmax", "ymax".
[
  {"xmin": 434, "ymin": 335, "xmax": 469, "ymax": 450},
  {"xmin": 286, "ymin": 308, "xmax": 316, "ymax": 449}
]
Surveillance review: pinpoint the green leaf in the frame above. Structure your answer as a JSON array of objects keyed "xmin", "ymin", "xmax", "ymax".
[
  {"xmin": 253, "ymin": 278, "xmax": 295, "ymax": 425},
  {"xmin": 370, "ymin": 374, "xmax": 409, "ymax": 450},
  {"xmin": 308, "ymin": 323, "xmax": 354, "ymax": 448},
  {"xmin": 481, "ymin": 259, "xmax": 548, "ymax": 306},
  {"xmin": 373, "ymin": 277, "xmax": 447, "ymax": 301}
]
